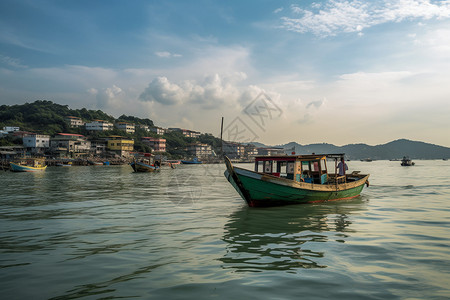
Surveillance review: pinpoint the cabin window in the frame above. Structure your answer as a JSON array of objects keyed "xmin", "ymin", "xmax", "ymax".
[
  {"xmin": 287, "ymin": 162, "xmax": 295, "ymax": 174},
  {"xmin": 313, "ymin": 161, "xmax": 319, "ymax": 172},
  {"xmin": 263, "ymin": 161, "xmax": 273, "ymax": 173},
  {"xmin": 255, "ymin": 161, "xmax": 264, "ymax": 172},
  {"xmin": 320, "ymin": 159, "xmax": 327, "ymax": 173},
  {"xmin": 277, "ymin": 161, "xmax": 287, "ymax": 177}
]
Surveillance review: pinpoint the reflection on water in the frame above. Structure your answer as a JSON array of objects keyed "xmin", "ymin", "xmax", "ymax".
[{"xmin": 221, "ymin": 200, "xmax": 367, "ymax": 272}]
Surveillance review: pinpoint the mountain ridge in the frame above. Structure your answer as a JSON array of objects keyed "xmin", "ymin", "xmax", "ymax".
[{"xmin": 273, "ymin": 139, "xmax": 450, "ymax": 160}]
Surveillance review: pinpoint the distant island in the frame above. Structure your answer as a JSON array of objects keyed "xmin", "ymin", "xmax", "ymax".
[
  {"xmin": 270, "ymin": 140, "xmax": 450, "ymax": 160},
  {"xmin": 1, "ymin": 100, "xmax": 449, "ymax": 160}
]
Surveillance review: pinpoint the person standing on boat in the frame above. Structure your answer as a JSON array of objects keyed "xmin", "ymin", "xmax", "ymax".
[{"xmin": 337, "ymin": 157, "xmax": 348, "ymax": 176}]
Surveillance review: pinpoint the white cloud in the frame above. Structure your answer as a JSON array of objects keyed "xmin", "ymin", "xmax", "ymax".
[
  {"xmin": 139, "ymin": 73, "xmax": 254, "ymax": 109},
  {"xmin": 281, "ymin": 0, "xmax": 450, "ymax": 37},
  {"xmin": 274, "ymin": 7, "xmax": 284, "ymax": 14},
  {"xmin": 155, "ymin": 51, "xmax": 182, "ymax": 58},
  {"xmin": 0, "ymin": 54, "xmax": 27, "ymax": 68},
  {"xmin": 96, "ymin": 85, "xmax": 123, "ymax": 109}
]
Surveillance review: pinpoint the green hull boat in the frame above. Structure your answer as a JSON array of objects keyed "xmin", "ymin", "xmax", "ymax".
[{"xmin": 224, "ymin": 154, "xmax": 369, "ymax": 207}]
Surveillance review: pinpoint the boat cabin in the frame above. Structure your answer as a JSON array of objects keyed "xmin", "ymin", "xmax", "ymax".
[{"xmin": 254, "ymin": 154, "xmax": 347, "ymax": 184}]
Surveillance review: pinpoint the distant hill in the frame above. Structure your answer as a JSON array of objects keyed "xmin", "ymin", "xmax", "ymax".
[
  {"xmin": 276, "ymin": 139, "xmax": 450, "ymax": 160},
  {"xmin": 0, "ymin": 100, "xmax": 153, "ymax": 136}
]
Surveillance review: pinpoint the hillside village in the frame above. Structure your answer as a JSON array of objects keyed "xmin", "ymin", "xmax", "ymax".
[{"xmin": 0, "ymin": 107, "xmax": 286, "ymax": 163}]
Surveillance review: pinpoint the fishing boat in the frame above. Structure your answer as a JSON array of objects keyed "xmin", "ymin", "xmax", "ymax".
[
  {"xmin": 360, "ymin": 158, "xmax": 373, "ymax": 162},
  {"xmin": 224, "ymin": 154, "xmax": 369, "ymax": 207},
  {"xmin": 56, "ymin": 161, "xmax": 72, "ymax": 167},
  {"xmin": 87, "ymin": 160, "xmax": 103, "ymax": 166},
  {"xmin": 181, "ymin": 157, "xmax": 202, "ymax": 164},
  {"xmin": 400, "ymin": 156, "xmax": 415, "ymax": 166},
  {"xmin": 130, "ymin": 157, "xmax": 160, "ymax": 172},
  {"xmin": 10, "ymin": 158, "xmax": 47, "ymax": 172}
]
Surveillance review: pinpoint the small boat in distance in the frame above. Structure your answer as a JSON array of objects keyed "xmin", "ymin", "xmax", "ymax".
[
  {"xmin": 181, "ymin": 157, "xmax": 202, "ymax": 164},
  {"xmin": 130, "ymin": 154, "xmax": 161, "ymax": 172},
  {"xmin": 56, "ymin": 161, "xmax": 72, "ymax": 167},
  {"xmin": 401, "ymin": 156, "xmax": 415, "ymax": 166},
  {"xmin": 224, "ymin": 154, "xmax": 369, "ymax": 207},
  {"xmin": 10, "ymin": 158, "xmax": 47, "ymax": 172},
  {"xmin": 360, "ymin": 158, "xmax": 373, "ymax": 162}
]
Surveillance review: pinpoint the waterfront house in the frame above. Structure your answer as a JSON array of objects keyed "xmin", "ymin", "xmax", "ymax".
[
  {"xmin": 187, "ymin": 143, "xmax": 212, "ymax": 158},
  {"xmin": 142, "ymin": 137, "xmax": 166, "ymax": 152},
  {"xmin": 0, "ymin": 145, "xmax": 25, "ymax": 161},
  {"xmin": 65, "ymin": 116, "xmax": 84, "ymax": 127},
  {"xmin": 257, "ymin": 147, "xmax": 285, "ymax": 156},
  {"xmin": 85, "ymin": 120, "xmax": 114, "ymax": 131},
  {"xmin": 106, "ymin": 136, "xmax": 134, "ymax": 157},
  {"xmin": 23, "ymin": 133, "xmax": 50, "ymax": 154},
  {"xmin": 89, "ymin": 139, "xmax": 107, "ymax": 156},
  {"xmin": 115, "ymin": 122, "xmax": 135, "ymax": 134},
  {"xmin": 50, "ymin": 133, "xmax": 91, "ymax": 158},
  {"xmin": 244, "ymin": 144, "xmax": 259, "ymax": 159}
]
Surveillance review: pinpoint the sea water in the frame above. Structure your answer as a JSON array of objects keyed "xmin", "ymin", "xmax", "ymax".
[{"xmin": 0, "ymin": 160, "xmax": 449, "ymax": 299}]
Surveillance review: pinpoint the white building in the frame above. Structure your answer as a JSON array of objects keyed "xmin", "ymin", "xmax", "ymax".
[
  {"xmin": 168, "ymin": 128, "xmax": 200, "ymax": 138},
  {"xmin": 150, "ymin": 127, "xmax": 166, "ymax": 135},
  {"xmin": 3, "ymin": 126, "xmax": 20, "ymax": 132},
  {"xmin": 23, "ymin": 134, "xmax": 50, "ymax": 154},
  {"xmin": 50, "ymin": 133, "xmax": 91, "ymax": 158},
  {"xmin": 65, "ymin": 116, "xmax": 84, "ymax": 127},
  {"xmin": 85, "ymin": 120, "xmax": 114, "ymax": 131},
  {"xmin": 115, "ymin": 122, "xmax": 135, "ymax": 134},
  {"xmin": 138, "ymin": 124, "xmax": 150, "ymax": 132}
]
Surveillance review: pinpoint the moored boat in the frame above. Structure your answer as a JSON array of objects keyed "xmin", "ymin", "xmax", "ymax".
[
  {"xmin": 400, "ymin": 156, "xmax": 415, "ymax": 166},
  {"xmin": 10, "ymin": 158, "xmax": 47, "ymax": 172},
  {"xmin": 224, "ymin": 154, "xmax": 369, "ymax": 207},
  {"xmin": 181, "ymin": 157, "xmax": 202, "ymax": 164},
  {"xmin": 130, "ymin": 155, "xmax": 161, "ymax": 172}
]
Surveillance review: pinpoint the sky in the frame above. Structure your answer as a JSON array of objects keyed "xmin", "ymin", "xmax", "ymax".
[{"xmin": 1, "ymin": 0, "xmax": 450, "ymax": 147}]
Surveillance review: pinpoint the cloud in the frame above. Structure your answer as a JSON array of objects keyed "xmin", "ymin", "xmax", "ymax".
[
  {"xmin": 281, "ymin": 0, "xmax": 450, "ymax": 37},
  {"xmin": 155, "ymin": 51, "xmax": 182, "ymax": 58},
  {"xmin": 0, "ymin": 54, "xmax": 27, "ymax": 68},
  {"xmin": 306, "ymin": 99, "xmax": 325, "ymax": 109},
  {"xmin": 274, "ymin": 7, "xmax": 283, "ymax": 14},
  {"xmin": 139, "ymin": 73, "xmax": 253, "ymax": 109},
  {"xmin": 96, "ymin": 85, "xmax": 123, "ymax": 109}
]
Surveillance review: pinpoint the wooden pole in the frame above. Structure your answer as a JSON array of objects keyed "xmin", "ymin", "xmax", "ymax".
[{"xmin": 220, "ymin": 117, "xmax": 224, "ymax": 157}]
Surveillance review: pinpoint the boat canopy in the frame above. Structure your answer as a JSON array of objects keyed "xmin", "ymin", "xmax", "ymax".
[{"xmin": 254, "ymin": 153, "xmax": 347, "ymax": 184}]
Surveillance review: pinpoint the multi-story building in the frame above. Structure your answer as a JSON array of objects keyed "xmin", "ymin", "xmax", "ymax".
[
  {"xmin": 85, "ymin": 120, "xmax": 114, "ymax": 131},
  {"xmin": 23, "ymin": 134, "xmax": 50, "ymax": 154},
  {"xmin": 187, "ymin": 143, "xmax": 212, "ymax": 158},
  {"xmin": 168, "ymin": 128, "xmax": 201, "ymax": 138},
  {"xmin": 257, "ymin": 147, "xmax": 285, "ymax": 156},
  {"xmin": 150, "ymin": 126, "xmax": 166, "ymax": 135},
  {"xmin": 115, "ymin": 122, "xmax": 135, "ymax": 134},
  {"xmin": 65, "ymin": 116, "xmax": 84, "ymax": 127},
  {"xmin": 244, "ymin": 144, "xmax": 259, "ymax": 159},
  {"xmin": 223, "ymin": 142, "xmax": 245, "ymax": 159},
  {"xmin": 3, "ymin": 126, "xmax": 20, "ymax": 132},
  {"xmin": 106, "ymin": 136, "xmax": 134, "ymax": 157},
  {"xmin": 138, "ymin": 124, "xmax": 150, "ymax": 132},
  {"xmin": 142, "ymin": 137, "xmax": 166, "ymax": 152},
  {"xmin": 50, "ymin": 133, "xmax": 91, "ymax": 158},
  {"xmin": 90, "ymin": 139, "xmax": 107, "ymax": 156}
]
